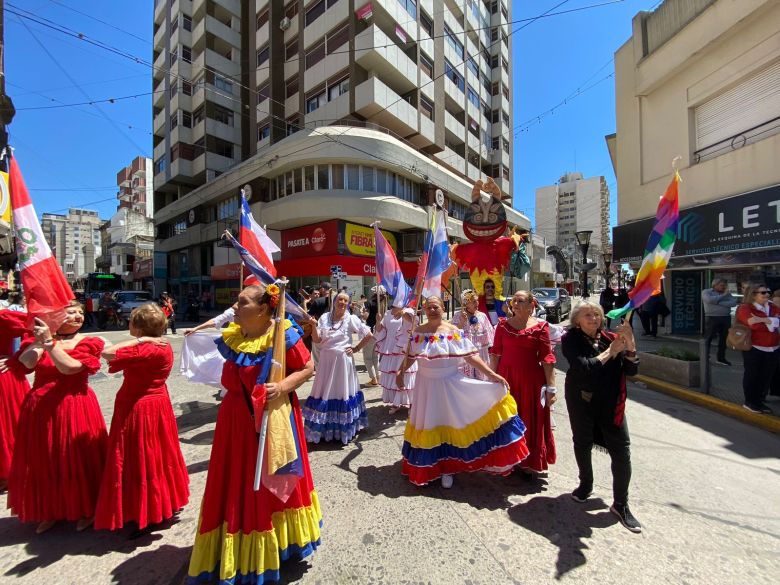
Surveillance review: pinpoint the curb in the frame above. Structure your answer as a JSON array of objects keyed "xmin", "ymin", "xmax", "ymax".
[{"xmin": 631, "ymin": 374, "xmax": 780, "ymax": 434}]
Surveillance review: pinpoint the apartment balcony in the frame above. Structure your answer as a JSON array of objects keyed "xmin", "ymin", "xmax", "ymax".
[
  {"xmin": 355, "ymin": 24, "xmax": 417, "ymax": 95},
  {"xmin": 437, "ymin": 146, "xmax": 466, "ymax": 174},
  {"xmin": 214, "ymin": 0, "xmax": 240, "ymax": 16},
  {"xmin": 206, "ymin": 14, "xmax": 240, "ymax": 49},
  {"xmin": 444, "ymin": 111, "xmax": 465, "ymax": 142},
  {"xmin": 444, "ymin": 0, "xmax": 464, "ymax": 19},
  {"xmin": 466, "ymin": 130, "xmax": 480, "ymax": 153},
  {"xmin": 467, "ymin": 162, "xmax": 480, "ymax": 182},
  {"xmin": 305, "ymin": 91, "xmax": 350, "ymax": 127},
  {"xmin": 420, "ymin": 73, "xmax": 434, "ymax": 102},
  {"xmin": 304, "ymin": 0, "xmax": 348, "ymax": 50},
  {"xmin": 354, "ymin": 77, "xmax": 418, "ymax": 138},
  {"xmin": 255, "ymin": 22, "xmax": 269, "ymax": 52},
  {"xmin": 153, "ymin": 109, "xmax": 166, "ymax": 134},
  {"xmin": 153, "ymin": 21, "xmax": 166, "ymax": 50},
  {"xmin": 408, "ymin": 116, "xmax": 436, "ymax": 149},
  {"xmin": 193, "ymin": 0, "xmax": 205, "ymax": 17},
  {"xmin": 153, "ymin": 82, "xmax": 166, "ymax": 108},
  {"xmin": 153, "ymin": 50, "xmax": 166, "ymax": 75},
  {"xmin": 154, "ymin": 0, "xmax": 165, "ymax": 25},
  {"xmin": 169, "ymin": 158, "xmax": 194, "ymax": 182},
  {"xmin": 466, "ymin": 101, "xmax": 480, "ymax": 125},
  {"xmin": 356, "ymin": 0, "xmax": 418, "ymax": 44},
  {"xmin": 444, "ymin": 78, "xmax": 465, "ymax": 110}
]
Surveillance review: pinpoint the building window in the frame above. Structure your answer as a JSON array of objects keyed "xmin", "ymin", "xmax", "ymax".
[
  {"xmin": 491, "ymin": 54, "xmax": 499, "ymax": 69},
  {"xmin": 327, "ymin": 23, "xmax": 350, "ymax": 54},
  {"xmin": 491, "ymin": 27, "xmax": 498, "ymax": 42},
  {"xmin": 304, "ymin": 166, "xmax": 315, "ymax": 190},
  {"xmin": 398, "ymin": 0, "xmax": 416, "ymax": 19},
  {"xmin": 466, "ymin": 54, "xmax": 479, "ymax": 78},
  {"xmin": 317, "ymin": 165, "xmax": 330, "ymax": 190},
  {"xmin": 211, "ymin": 138, "xmax": 234, "ymax": 159},
  {"xmin": 444, "ymin": 60, "xmax": 464, "ymax": 92},
  {"xmin": 182, "ymin": 111, "xmax": 192, "ymax": 128},
  {"xmin": 305, "ymin": 40, "xmax": 326, "ymax": 69},
  {"xmin": 285, "ymin": 1, "xmax": 299, "ymax": 19},
  {"xmin": 193, "ymin": 105, "xmax": 204, "ymax": 125},
  {"xmin": 217, "ymin": 197, "xmax": 238, "ymax": 220},
  {"xmin": 468, "ymin": 117, "xmax": 479, "ymax": 138},
  {"xmin": 171, "ymin": 17, "xmax": 178, "ymax": 34},
  {"xmin": 481, "ymin": 73, "xmax": 491, "ymax": 93},
  {"xmin": 491, "ymin": 137, "xmax": 499, "ymax": 151},
  {"xmin": 182, "ymin": 14, "xmax": 192, "ymax": 31},
  {"xmin": 286, "ymin": 76, "xmax": 299, "ymax": 98},
  {"xmin": 173, "ymin": 220, "xmax": 187, "ymax": 235},
  {"xmin": 306, "ymin": 88, "xmax": 326, "ymax": 113},
  {"xmin": 502, "ymin": 57, "xmax": 509, "ymax": 73},
  {"xmin": 362, "ymin": 166, "xmax": 375, "ymax": 192},
  {"xmin": 170, "ymin": 82, "xmax": 178, "ymax": 98},
  {"xmin": 256, "ymin": 45, "xmax": 269, "ymax": 68},
  {"xmin": 287, "ymin": 116, "xmax": 300, "ymax": 136},
  {"xmin": 502, "ymin": 165, "xmax": 510, "ymax": 180},
  {"xmin": 257, "ymin": 82, "xmax": 270, "ymax": 105},
  {"xmin": 181, "ymin": 45, "xmax": 192, "ymax": 63},
  {"xmin": 492, "ymin": 81, "xmax": 499, "ymax": 96},
  {"xmin": 502, "ymin": 83, "xmax": 510, "ymax": 100},
  {"xmin": 170, "ymin": 111, "xmax": 178, "ymax": 130},
  {"xmin": 182, "ymin": 80, "xmax": 193, "ymax": 95},
  {"xmin": 420, "ymin": 10, "xmax": 433, "ymax": 36},
  {"xmin": 502, "ymin": 137, "xmax": 510, "ymax": 153},
  {"xmin": 332, "ymin": 164, "xmax": 344, "ymax": 189},
  {"xmin": 170, "ymin": 49, "xmax": 177, "ymax": 65},
  {"xmin": 285, "ymin": 37, "xmax": 299, "ymax": 60},
  {"xmin": 214, "ymin": 75, "xmax": 232, "ymax": 93},
  {"xmin": 502, "ymin": 110, "xmax": 510, "ymax": 125},
  {"xmin": 257, "ymin": 123, "xmax": 270, "ymax": 141},
  {"xmin": 482, "ymin": 100, "xmax": 491, "ymax": 120},
  {"xmin": 467, "ymin": 86, "xmax": 479, "ymax": 108},
  {"xmin": 327, "ymin": 76, "xmax": 349, "ymax": 101},
  {"xmin": 420, "ymin": 51, "xmax": 433, "ymax": 78},
  {"xmin": 347, "ymin": 164, "xmax": 359, "ymax": 189},
  {"xmin": 305, "ymin": 0, "xmax": 325, "ymax": 27},
  {"xmin": 502, "ymin": 31, "xmax": 508, "ymax": 48},
  {"xmin": 210, "ymin": 104, "xmax": 234, "ymax": 126},
  {"xmin": 420, "ymin": 95, "xmax": 434, "ymax": 121},
  {"xmin": 444, "ymin": 25, "xmax": 464, "ymax": 58},
  {"xmin": 256, "ymin": 10, "xmax": 269, "ymax": 30}
]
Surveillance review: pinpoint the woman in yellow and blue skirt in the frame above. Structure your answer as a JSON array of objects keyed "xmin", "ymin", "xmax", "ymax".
[{"xmin": 187, "ymin": 284, "xmax": 320, "ymax": 584}]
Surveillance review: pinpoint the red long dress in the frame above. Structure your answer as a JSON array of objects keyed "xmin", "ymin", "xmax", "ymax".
[
  {"xmin": 8, "ymin": 336, "xmax": 108, "ymax": 522},
  {"xmin": 94, "ymin": 342, "xmax": 189, "ymax": 530},
  {"xmin": 0, "ymin": 310, "xmax": 31, "ymax": 481},
  {"xmin": 490, "ymin": 320, "xmax": 557, "ymax": 473}
]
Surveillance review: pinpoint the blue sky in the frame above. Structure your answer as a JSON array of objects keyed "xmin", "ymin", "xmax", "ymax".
[{"xmin": 6, "ymin": 0, "xmax": 659, "ymax": 227}]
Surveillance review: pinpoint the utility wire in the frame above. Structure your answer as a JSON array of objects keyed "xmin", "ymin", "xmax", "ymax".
[{"xmin": 45, "ymin": 0, "xmax": 151, "ymax": 44}]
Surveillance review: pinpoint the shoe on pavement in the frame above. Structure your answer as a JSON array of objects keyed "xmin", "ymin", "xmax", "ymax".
[
  {"xmin": 610, "ymin": 503, "xmax": 642, "ymax": 533},
  {"xmin": 742, "ymin": 403, "xmax": 763, "ymax": 414},
  {"xmin": 571, "ymin": 485, "xmax": 593, "ymax": 503},
  {"xmin": 715, "ymin": 359, "xmax": 732, "ymax": 366},
  {"xmin": 441, "ymin": 474, "xmax": 454, "ymax": 489},
  {"xmin": 759, "ymin": 403, "xmax": 774, "ymax": 414}
]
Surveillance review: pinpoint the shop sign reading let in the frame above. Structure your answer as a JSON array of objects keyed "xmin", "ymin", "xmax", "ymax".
[{"xmin": 719, "ymin": 200, "xmax": 780, "ymax": 232}]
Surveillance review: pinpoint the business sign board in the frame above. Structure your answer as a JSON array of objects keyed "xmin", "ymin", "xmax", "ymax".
[{"xmin": 613, "ymin": 184, "xmax": 780, "ymax": 263}]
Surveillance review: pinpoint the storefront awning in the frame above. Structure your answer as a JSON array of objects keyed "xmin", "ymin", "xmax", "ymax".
[{"xmin": 276, "ymin": 255, "xmax": 418, "ymax": 278}]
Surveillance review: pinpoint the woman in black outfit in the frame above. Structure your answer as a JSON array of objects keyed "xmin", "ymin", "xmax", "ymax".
[{"xmin": 561, "ymin": 300, "xmax": 641, "ymax": 533}]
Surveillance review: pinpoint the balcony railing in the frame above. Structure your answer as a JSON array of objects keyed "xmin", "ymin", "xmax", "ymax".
[{"xmin": 693, "ymin": 116, "xmax": 780, "ymax": 164}]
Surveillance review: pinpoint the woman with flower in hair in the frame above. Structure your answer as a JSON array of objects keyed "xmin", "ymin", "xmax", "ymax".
[
  {"xmin": 187, "ymin": 284, "xmax": 320, "ymax": 584},
  {"xmin": 303, "ymin": 291, "xmax": 373, "ymax": 444},
  {"xmin": 95, "ymin": 303, "xmax": 189, "ymax": 537},
  {"xmin": 396, "ymin": 296, "xmax": 528, "ymax": 489},
  {"xmin": 451, "ymin": 289, "xmax": 494, "ymax": 380}
]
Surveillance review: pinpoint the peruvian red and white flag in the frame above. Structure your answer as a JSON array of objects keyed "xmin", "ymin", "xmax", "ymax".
[
  {"xmin": 240, "ymin": 192, "xmax": 279, "ymax": 277},
  {"xmin": 10, "ymin": 156, "xmax": 74, "ymax": 329}
]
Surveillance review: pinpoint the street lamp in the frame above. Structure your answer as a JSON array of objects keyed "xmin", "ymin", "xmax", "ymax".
[
  {"xmin": 602, "ymin": 251, "xmax": 612, "ymax": 288},
  {"xmin": 575, "ymin": 230, "xmax": 593, "ymax": 298}
]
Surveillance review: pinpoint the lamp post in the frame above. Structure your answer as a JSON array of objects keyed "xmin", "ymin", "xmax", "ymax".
[
  {"xmin": 602, "ymin": 251, "xmax": 612, "ymax": 289},
  {"xmin": 575, "ymin": 230, "xmax": 593, "ymax": 298}
]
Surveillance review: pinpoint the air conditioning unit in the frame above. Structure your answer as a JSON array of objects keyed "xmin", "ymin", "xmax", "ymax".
[{"xmin": 279, "ymin": 17, "xmax": 291, "ymax": 31}]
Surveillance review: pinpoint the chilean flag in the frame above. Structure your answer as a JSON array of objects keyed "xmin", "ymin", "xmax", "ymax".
[
  {"xmin": 9, "ymin": 156, "xmax": 74, "ymax": 329},
  {"xmin": 373, "ymin": 224, "xmax": 411, "ymax": 308},
  {"xmin": 240, "ymin": 192, "xmax": 279, "ymax": 277},
  {"xmin": 413, "ymin": 208, "xmax": 452, "ymax": 303}
]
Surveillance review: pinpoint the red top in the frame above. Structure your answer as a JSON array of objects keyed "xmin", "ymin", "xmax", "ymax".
[
  {"xmin": 0, "ymin": 310, "xmax": 29, "ymax": 355},
  {"xmin": 108, "ymin": 342, "xmax": 174, "ymax": 402},
  {"xmin": 736, "ymin": 303, "xmax": 780, "ymax": 348},
  {"xmin": 21, "ymin": 335, "xmax": 104, "ymax": 390},
  {"xmin": 489, "ymin": 319, "xmax": 556, "ymax": 365}
]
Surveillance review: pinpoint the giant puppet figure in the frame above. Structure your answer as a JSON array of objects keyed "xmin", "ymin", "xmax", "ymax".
[{"xmin": 451, "ymin": 177, "xmax": 528, "ymax": 323}]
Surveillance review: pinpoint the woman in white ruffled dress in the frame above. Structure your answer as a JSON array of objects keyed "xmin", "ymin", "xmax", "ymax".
[
  {"xmin": 396, "ymin": 296, "xmax": 529, "ymax": 488},
  {"xmin": 302, "ymin": 292, "xmax": 373, "ymax": 444},
  {"xmin": 374, "ymin": 305, "xmax": 417, "ymax": 413},
  {"xmin": 450, "ymin": 289, "xmax": 495, "ymax": 380}
]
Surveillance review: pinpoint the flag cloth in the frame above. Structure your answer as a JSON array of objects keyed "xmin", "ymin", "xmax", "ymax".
[
  {"xmin": 240, "ymin": 193, "xmax": 279, "ymax": 277},
  {"xmin": 414, "ymin": 208, "xmax": 452, "ymax": 302},
  {"xmin": 607, "ymin": 172, "xmax": 680, "ymax": 320},
  {"xmin": 373, "ymin": 224, "xmax": 412, "ymax": 308},
  {"xmin": 9, "ymin": 156, "xmax": 74, "ymax": 329},
  {"xmin": 223, "ymin": 231, "xmax": 308, "ymax": 321}
]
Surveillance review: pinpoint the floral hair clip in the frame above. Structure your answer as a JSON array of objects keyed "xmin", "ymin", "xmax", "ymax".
[{"xmin": 265, "ymin": 283, "xmax": 281, "ymax": 309}]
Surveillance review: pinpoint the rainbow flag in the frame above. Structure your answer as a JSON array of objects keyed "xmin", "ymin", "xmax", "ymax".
[{"xmin": 607, "ymin": 172, "xmax": 680, "ymax": 320}]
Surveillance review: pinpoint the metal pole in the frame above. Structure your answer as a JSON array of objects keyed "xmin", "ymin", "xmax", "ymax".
[{"xmin": 698, "ymin": 337, "xmax": 710, "ymax": 394}]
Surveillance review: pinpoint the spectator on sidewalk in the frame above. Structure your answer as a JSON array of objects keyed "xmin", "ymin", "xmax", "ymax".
[
  {"xmin": 736, "ymin": 283, "xmax": 779, "ymax": 414},
  {"xmin": 701, "ymin": 278, "xmax": 738, "ymax": 366},
  {"xmin": 639, "ymin": 292, "xmax": 668, "ymax": 338},
  {"xmin": 599, "ymin": 284, "xmax": 621, "ymax": 329}
]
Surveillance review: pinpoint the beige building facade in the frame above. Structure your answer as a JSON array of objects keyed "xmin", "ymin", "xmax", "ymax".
[{"xmin": 611, "ymin": 0, "xmax": 780, "ymax": 334}]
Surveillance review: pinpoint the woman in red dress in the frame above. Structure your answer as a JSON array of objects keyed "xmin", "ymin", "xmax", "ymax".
[
  {"xmin": 187, "ymin": 284, "xmax": 320, "ymax": 584},
  {"xmin": 9, "ymin": 300, "xmax": 108, "ymax": 533},
  {"xmin": 95, "ymin": 303, "xmax": 189, "ymax": 535},
  {"xmin": 490, "ymin": 290, "xmax": 558, "ymax": 474},
  {"xmin": 0, "ymin": 309, "xmax": 32, "ymax": 492}
]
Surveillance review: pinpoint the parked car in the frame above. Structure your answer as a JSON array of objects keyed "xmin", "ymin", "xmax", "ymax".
[
  {"xmin": 112, "ymin": 290, "xmax": 154, "ymax": 327},
  {"xmin": 532, "ymin": 287, "xmax": 572, "ymax": 324}
]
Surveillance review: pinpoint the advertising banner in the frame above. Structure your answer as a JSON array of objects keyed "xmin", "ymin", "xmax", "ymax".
[
  {"xmin": 670, "ymin": 271, "xmax": 703, "ymax": 335},
  {"xmin": 281, "ymin": 220, "xmax": 340, "ymax": 260},
  {"xmin": 344, "ymin": 222, "xmax": 397, "ymax": 257}
]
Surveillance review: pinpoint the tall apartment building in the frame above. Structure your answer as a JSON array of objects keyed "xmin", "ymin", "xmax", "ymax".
[
  {"xmin": 152, "ymin": 0, "xmax": 526, "ymax": 305},
  {"xmin": 41, "ymin": 208, "xmax": 103, "ymax": 283},
  {"xmin": 534, "ymin": 172, "xmax": 610, "ymax": 260},
  {"xmin": 117, "ymin": 156, "xmax": 154, "ymax": 218}
]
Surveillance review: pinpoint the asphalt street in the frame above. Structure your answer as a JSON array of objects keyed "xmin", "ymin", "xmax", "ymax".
[{"xmin": 0, "ymin": 327, "xmax": 778, "ymax": 585}]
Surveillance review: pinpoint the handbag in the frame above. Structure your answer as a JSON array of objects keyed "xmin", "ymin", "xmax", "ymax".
[{"xmin": 726, "ymin": 322, "xmax": 752, "ymax": 351}]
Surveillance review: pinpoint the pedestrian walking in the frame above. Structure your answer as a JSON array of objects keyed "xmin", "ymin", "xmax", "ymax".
[
  {"xmin": 302, "ymin": 292, "xmax": 372, "ymax": 444},
  {"xmin": 94, "ymin": 303, "xmax": 189, "ymax": 536},
  {"xmin": 561, "ymin": 300, "xmax": 641, "ymax": 533},
  {"xmin": 187, "ymin": 284, "xmax": 319, "ymax": 584},
  {"xmin": 9, "ymin": 300, "xmax": 108, "ymax": 534},
  {"xmin": 490, "ymin": 291, "xmax": 557, "ymax": 475},
  {"xmin": 159, "ymin": 292, "xmax": 177, "ymax": 334},
  {"xmin": 396, "ymin": 296, "xmax": 529, "ymax": 488},
  {"xmin": 701, "ymin": 278, "xmax": 738, "ymax": 366},
  {"xmin": 736, "ymin": 283, "xmax": 779, "ymax": 414},
  {"xmin": 0, "ymin": 310, "xmax": 32, "ymax": 493},
  {"xmin": 374, "ymin": 304, "xmax": 417, "ymax": 413},
  {"xmin": 452, "ymin": 289, "xmax": 494, "ymax": 380}
]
